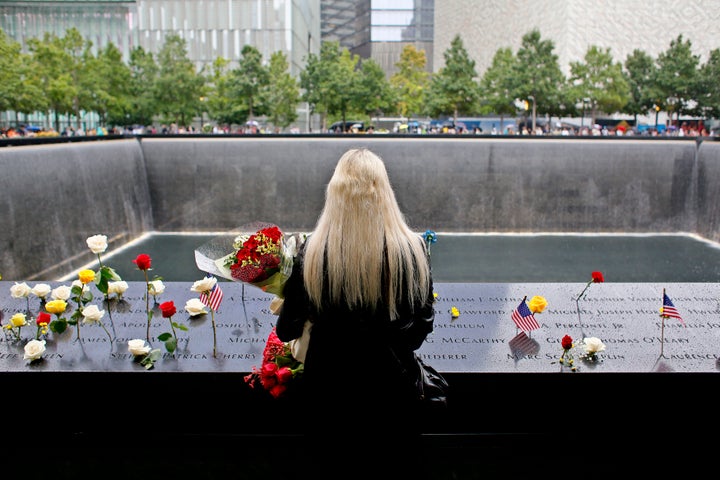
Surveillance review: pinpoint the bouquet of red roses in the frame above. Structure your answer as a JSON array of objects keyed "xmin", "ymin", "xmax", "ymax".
[
  {"xmin": 194, "ymin": 222, "xmax": 303, "ymax": 297},
  {"xmin": 244, "ymin": 327, "xmax": 303, "ymax": 398},
  {"xmin": 224, "ymin": 225, "xmax": 284, "ymax": 288}
]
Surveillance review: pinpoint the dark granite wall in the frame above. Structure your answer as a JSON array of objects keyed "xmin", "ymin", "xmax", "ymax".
[
  {"xmin": 1, "ymin": 136, "xmax": 715, "ymax": 280},
  {"xmin": 0, "ymin": 139, "xmax": 152, "ymax": 280},
  {"xmin": 140, "ymin": 137, "xmax": 699, "ymax": 235}
]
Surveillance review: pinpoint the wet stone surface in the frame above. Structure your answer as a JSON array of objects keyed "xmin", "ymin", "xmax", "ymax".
[{"xmin": 1, "ymin": 281, "xmax": 718, "ymax": 373}]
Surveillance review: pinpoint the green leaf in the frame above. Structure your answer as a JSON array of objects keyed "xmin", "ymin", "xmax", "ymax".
[
  {"xmin": 173, "ymin": 322, "xmax": 189, "ymax": 331},
  {"xmin": 140, "ymin": 349, "xmax": 162, "ymax": 370},
  {"xmin": 104, "ymin": 266, "xmax": 121, "ymax": 281},
  {"xmin": 49, "ymin": 319, "xmax": 67, "ymax": 334},
  {"xmin": 164, "ymin": 337, "xmax": 177, "ymax": 353},
  {"xmin": 157, "ymin": 332, "xmax": 172, "ymax": 341}
]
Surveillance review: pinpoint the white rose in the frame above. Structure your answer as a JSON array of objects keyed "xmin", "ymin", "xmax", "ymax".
[
  {"xmin": 10, "ymin": 282, "xmax": 31, "ymax": 298},
  {"xmin": 31, "ymin": 283, "xmax": 52, "ymax": 298},
  {"xmin": 148, "ymin": 279, "xmax": 165, "ymax": 296},
  {"xmin": 191, "ymin": 276, "xmax": 217, "ymax": 293},
  {"xmin": 23, "ymin": 339, "xmax": 46, "ymax": 361},
  {"xmin": 583, "ymin": 337, "xmax": 606, "ymax": 355},
  {"xmin": 81, "ymin": 304, "xmax": 105, "ymax": 324},
  {"xmin": 128, "ymin": 339, "xmax": 151, "ymax": 356},
  {"xmin": 72, "ymin": 280, "xmax": 83, "ymax": 289},
  {"xmin": 52, "ymin": 285, "xmax": 72, "ymax": 300},
  {"xmin": 86, "ymin": 234, "xmax": 108, "ymax": 254},
  {"xmin": 184, "ymin": 298, "xmax": 208, "ymax": 316},
  {"xmin": 108, "ymin": 280, "xmax": 129, "ymax": 296}
]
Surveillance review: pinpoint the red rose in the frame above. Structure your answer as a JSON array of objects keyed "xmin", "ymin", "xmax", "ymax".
[
  {"xmin": 561, "ymin": 334, "xmax": 573, "ymax": 350},
  {"xmin": 159, "ymin": 301, "xmax": 176, "ymax": 318},
  {"xmin": 591, "ymin": 271, "xmax": 604, "ymax": 283},
  {"xmin": 261, "ymin": 362, "xmax": 278, "ymax": 377},
  {"xmin": 261, "ymin": 226, "xmax": 282, "ymax": 243},
  {"xmin": 36, "ymin": 311, "xmax": 51, "ymax": 326},
  {"xmin": 269, "ymin": 384, "xmax": 287, "ymax": 398},
  {"xmin": 133, "ymin": 253, "xmax": 152, "ymax": 270},
  {"xmin": 276, "ymin": 366, "xmax": 294, "ymax": 384}
]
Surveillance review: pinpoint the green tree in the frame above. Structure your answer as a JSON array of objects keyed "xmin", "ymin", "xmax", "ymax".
[
  {"xmin": 127, "ymin": 46, "xmax": 159, "ymax": 128},
  {"xmin": 28, "ymin": 28, "xmax": 86, "ymax": 131},
  {"xmin": 354, "ymin": 58, "xmax": 395, "ymax": 119},
  {"xmin": 299, "ymin": 49, "xmax": 325, "ymax": 131},
  {"xmin": 205, "ymin": 57, "xmax": 239, "ymax": 129},
  {"xmin": 568, "ymin": 45, "xmax": 629, "ymax": 125},
  {"xmin": 154, "ymin": 33, "xmax": 206, "ymax": 128},
  {"xmin": 697, "ymin": 48, "xmax": 720, "ymax": 120},
  {"xmin": 0, "ymin": 28, "xmax": 45, "ymax": 125},
  {"xmin": 513, "ymin": 29, "xmax": 565, "ymax": 131},
  {"xmin": 82, "ymin": 42, "xmax": 132, "ymax": 128},
  {"xmin": 390, "ymin": 45, "xmax": 429, "ymax": 120},
  {"xmin": 264, "ymin": 51, "xmax": 300, "ymax": 131},
  {"xmin": 623, "ymin": 49, "xmax": 659, "ymax": 124},
  {"xmin": 300, "ymin": 41, "xmax": 360, "ymax": 131},
  {"xmin": 230, "ymin": 44, "xmax": 270, "ymax": 124},
  {"xmin": 479, "ymin": 47, "xmax": 518, "ymax": 130},
  {"xmin": 425, "ymin": 34, "xmax": 480, "ymax": 121},
  {"xmin": 326, "ymin": 45, "xmax": 361, "ymax": 129},
  {"xmin": 655, "ymin": 34, "xmax": 700, "ymax": 125}
]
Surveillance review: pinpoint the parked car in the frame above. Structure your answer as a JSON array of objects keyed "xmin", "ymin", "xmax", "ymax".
[{"xmin": 328, "ymin": 121, "xmax": 365, "ymax": 133}]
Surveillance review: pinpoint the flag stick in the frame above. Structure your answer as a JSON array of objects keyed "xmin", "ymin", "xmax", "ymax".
[{"xmin": 660, "ymin": 288, "xmax": 666, "ymax": 357}]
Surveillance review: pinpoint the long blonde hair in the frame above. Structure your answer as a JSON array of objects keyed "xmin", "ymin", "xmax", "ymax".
[{"xmin": 303, "ymin": 148, "xmax": 431, "ymax": 320}]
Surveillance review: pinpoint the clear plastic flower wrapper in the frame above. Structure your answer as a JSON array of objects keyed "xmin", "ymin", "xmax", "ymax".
[{"xmin": 194, "ymin": 221, "xmax": 304, "ymax": 297}]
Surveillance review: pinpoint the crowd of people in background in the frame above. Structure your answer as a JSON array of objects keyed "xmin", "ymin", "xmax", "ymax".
[{"xmin": 1, "ymin": 120, "xmax": 714, "ymax": 139}]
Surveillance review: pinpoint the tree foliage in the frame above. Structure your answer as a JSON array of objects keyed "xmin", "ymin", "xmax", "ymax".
[
  {"xmin": 479, "ymin": 47, "xmax": 518, "ymax": 123},
  {"xmin": 2, "ymin": 26, "xmax": 718, "ymax": 133},
  {"xmin": 655, "ymin": 34, "xmax": 700, "ymax": 122},
  {"xmin": 154, "ymin": 33, "xmax": 205, "ymax": 127},
  {"xmin": 230, "ymin": 44, "xmax": 269, "ymax": 123},
  {"xmin": 426, "ymin": 35, "xmax": 480, "ymax": 120},
  {"xmin": 264, "ymin": 51, "xmax": 300, "ymax": 131},
  {"xmin": 513, "ymin": 29, "xmax": 565, "ymax": 121},
  {"xmin": 568, "ymin": 46, "xmax": 629, "ymax": 124},
  {"xmin": 390, "ymin": 45, "xmax": 429, "ymax": 119}
]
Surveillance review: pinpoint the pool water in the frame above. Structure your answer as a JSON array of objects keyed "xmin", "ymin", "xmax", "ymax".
[{"xmin": 70, "ymin": 232, "xmax": 720, "ymax": 283}]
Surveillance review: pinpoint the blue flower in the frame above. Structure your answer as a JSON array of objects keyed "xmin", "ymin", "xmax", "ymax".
[{"xmin": 423, "ymin": 230, "xmax": 437, "ymax": 254}]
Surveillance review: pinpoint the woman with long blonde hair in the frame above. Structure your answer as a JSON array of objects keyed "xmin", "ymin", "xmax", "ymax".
[{"xmin": 277, "ymin": 148, "xmax": 436, "ymax": 472}]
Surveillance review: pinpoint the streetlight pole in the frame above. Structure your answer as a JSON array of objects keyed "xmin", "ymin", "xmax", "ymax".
[
  {"xmin": 199, "ymin": 96, "xmax": 207, "ymax": 132},
  {"xmin": 528, "ymin": 95, "xmax": 536, "ymax": 133}
]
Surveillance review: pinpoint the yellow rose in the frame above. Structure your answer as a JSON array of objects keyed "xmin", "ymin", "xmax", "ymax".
[
  {"xmin": 10, "ymin": 313, "xmax": 27, "ymax": 327},
  {"xmin": 45, "ymin": 299, "xmax": 68, "ymax": 315},
  {"xmin": 78, "ymin": 269, "xmax": 96, "ymax": 284},
  {"xmin": 528, "ymin": 295, "xmax": 548, "ymax": 313}
]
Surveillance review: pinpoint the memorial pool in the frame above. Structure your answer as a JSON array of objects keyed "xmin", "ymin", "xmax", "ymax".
[{"xmin": 63, "ymin": 232, "xmax": 720, "ymax": 283}]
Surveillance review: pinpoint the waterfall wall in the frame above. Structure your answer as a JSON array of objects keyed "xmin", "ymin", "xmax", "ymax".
[{"xmin": 1, "ymin": 136, "xmax": 716, "ymax": 280}]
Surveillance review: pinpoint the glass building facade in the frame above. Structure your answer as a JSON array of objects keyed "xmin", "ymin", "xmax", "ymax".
[
  {"xmin": 0, "ymin": 0, "xmax": 138, "ymax": 61},
  {"xmin": 0, "ymin": 0, "xmax": 321, "ymax": 130},
  {"xmin": 135, "ymin": 0, "xmax": 320, "ymax": 76},
  {"xmin": 370, "ymin": 0, "xmax": 433, "ymax": 77},
  {"xmin": 320, "ymin": 0, "xmax": 433, "ymax": 77}
]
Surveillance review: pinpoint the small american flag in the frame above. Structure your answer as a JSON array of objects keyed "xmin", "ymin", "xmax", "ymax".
[
  {"xmin": 200, "ymin": 279, "xmax": 224, "ymax": 312},
  {"xmin": 509, "ymin": 331, "xmax": 540, "ymax": 357},
  {"xmin": 662, "ymin": 291, "xmax": 685, "ymax": 326},
  {"xmin": 511, "ymin": 298, "xmax": 540, "ymax": 332}
]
